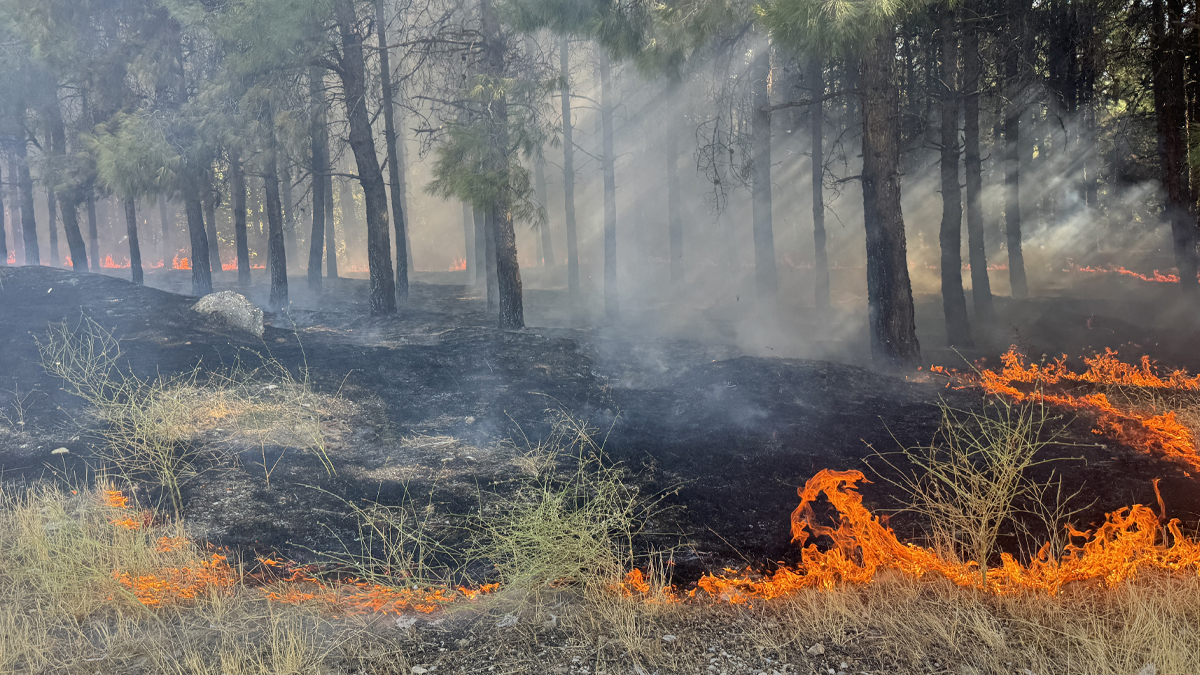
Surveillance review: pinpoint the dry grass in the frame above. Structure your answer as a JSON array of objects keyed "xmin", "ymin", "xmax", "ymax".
[{"xmin": 38, "ymin": 317, "xmax": 344, "ymax": 509}]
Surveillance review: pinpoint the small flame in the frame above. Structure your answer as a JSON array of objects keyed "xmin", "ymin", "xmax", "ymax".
[
  {"xmin": 450, "ymin": 258, "xmax": 467, "ymax": 271},
  {"xmin": 172, "ymin": 253, "xmax": 191, "ymax": 270},
  {"xmin": 6, "ymin": 251, "xmax": 13, "ymax": 264}
]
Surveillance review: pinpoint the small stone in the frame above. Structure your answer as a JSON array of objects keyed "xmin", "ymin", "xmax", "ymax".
[
  {"xmin": 662, "ymin": 634, "xmax": 677, "ymax": 643},
  {"xmin": 464, "ymin": 416, "xmax": 475, "ymax": 425},
  {"xmin": 51, "ymin": 447, "xmax": 70, "ymax": 455},
  {"xmin": 411, "ymin": 668, "xmax": 428, "ymax": 674},
  {"xmin": 807, "ymin": 643, "xmax": 825, "ymax": 656}
]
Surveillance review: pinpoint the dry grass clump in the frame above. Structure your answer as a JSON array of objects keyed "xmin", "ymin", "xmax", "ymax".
[{"xmin": 38, "ymin": 317, "xmax": 342, "ymax": 510}]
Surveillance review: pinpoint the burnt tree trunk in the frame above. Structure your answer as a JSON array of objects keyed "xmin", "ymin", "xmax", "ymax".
[
  {"xmin": 86, "ymin": 190, "xmax": 99, "ymax": 272},
  {"xmin": 809, "ymin": 56, "xmax": 830, "ymax": 310},
  {"xmin": 158, "ymin": 197, "xmax": 170, "ymax": 261},
  {"xmin": 325, "ymin": 163, "xmax": 338, "ymax": 278},
  {"xmin": 232, "ymin": 151, "xmax": 251, "ymax": 287},
  {"xmin": 204, "ymin": 189, "xmax": 220, "ymax": 273},
  {"xmin": 484, "ymin": 208, "xmax": 498, "ymax": 309},
  {"xmin": 16, "ymin": 133, "xmax": 40, "ymax": 266},
  {"xmin": 481, "ymin": 0, "xmax": 522, "ymax": 328},
  {"xmin": 282, "ymin": 163, "xmax": 295, "ymax": 261},
  {"xmin": 184, "ymin": 193, "xmax": 213, "ymax": 295},
  {"xmin": 307, "ymin": 67, "xmax": 327, "ymax": 290},
  {"xmin": 667, "ymin": 112, "xmax": 683, "ymax": 286},
  {"xmin": 124, "ymin": 197, "xmax": 143, "ymax": 285},
  {"xmin": 560, "ymin": 38, "xmax": 580, "ymax": 297},
  {"xmin": 333, "ymin": 0, "xmax": 395, "ymax": 314},
  {"xmin": 264, "ymin": 112, "xmax": 289, "ymax": 310},
  {"xmin": 751, "ymin": 37, "xmax": 777, "ymax": 301},
  {"xmin": 1151, "ymin": 0, "xmax": 1199, "ymax": 294},
  {"xmin": 599, "ymin": 49, "xmax": 618, "ymax": 320},
  {"xmin": 375, "ymin": 0, "xmax": 410, "ymax": 304},
  {"xmin": 47, "ymin": 186, "xmax": 59, "ymax": 266},
  {"xmin": 7, "ymin": 156, "xmax": 22, "ymax": 264},
  {"xmin": 47, "ymin": 99, "xmax": 88, "ymax": 271},
  {"xmin": 939, "ymin": 9, "xmax": 973, "ymax": 346},
  {"xmin": 1004, "ymin": 3, "xmax": 1029, "ymax": 299},
  {"xmin": 962, "ymin": 0, "xmax": 994, "ymax": 323},
  {"xmin": 474, "ymin": 207, "xmax": 488, "ymax": 292},
  {"xmin": 860, "ymin": 26, "xmax": 921, "ymax": 368}
]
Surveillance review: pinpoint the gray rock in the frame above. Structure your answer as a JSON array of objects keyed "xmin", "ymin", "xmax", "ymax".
[
  {"xmin": 193, "ymin": 291, "xmax": 264, "ymax": 337},
  {"xmin": 807, "ymin": 643, "xmax": 824, "ymax": 656}
]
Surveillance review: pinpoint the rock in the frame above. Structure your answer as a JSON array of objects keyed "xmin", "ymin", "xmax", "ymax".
[
  {"xmin": 193, "ymin": 291, "xmax": 264, "ymax": 337},
  {"xmin": 411, "ymin": 667, "xmax": 428, "ymax": 674},
  {"xmin": 662, "ymin": 634, "xmax": 677, "ymax": 643},
  {"xmin": 51, "ymin": 447, "xmax": 69, "ymax": 455},
  {"xmin": 806, "ymin": 643, "xmax": 824, "ymax": 656},
  {"xmin": 1137, "ymin": 665, "xmax": 1156, "ymax": 675}
]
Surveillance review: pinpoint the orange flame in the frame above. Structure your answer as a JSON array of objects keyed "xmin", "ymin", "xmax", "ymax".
[
  {"xmin": 1068, "ymin": 264, "xmax": 1199, "ymax": 283},
  {"xmin": 101, "ymin": 255, "xmax": 131, "ymax": 269},
  {"xmin": 172, "ymin": 253, "xmax": 191, "ymax": 270},
  {"xmin": 449, "ymin": 258, "xmax": 467, "ymax": 271},
  {"xmin": 6, "ymin": 251, "xmax": 14, "ymax": 264}
]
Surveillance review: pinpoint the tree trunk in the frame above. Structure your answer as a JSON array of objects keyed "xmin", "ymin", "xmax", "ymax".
[
  {"xmin": 1004, "ymin": 5, "xmax": 1029, "ymax": 299},
  {"xmin": 481, "ymin": 0, "xmax": 523, "ymax": 328},
  {"xmin": 560, "ymin": 38, "xmax": 580, "ymax": 297},
  {"xmin": 0, "ymin": 164, "xmax": 7, "ymax": 266},
  {"xmin": 962, "ymin": 0, "xmax": 994, "ymax": 323},
  {"xmin": 860, "ymin": 27, "xmax": 921, "ymax": 369},
  {"xmin": 47, "ymin": 187, "xmax": 59, "ymax": 266},
  {"xmin": 308, "ymin": 67, "xmax": 327, "ymax": 290},
  {"xmin": 462, "ymin": 201, "xmax": 476, "ymax": 283},
  {"xmin": 282, "ymin": 162, "xmax": 295, "ymax": 262},
  {"xmin": 599, "ymin": 49, "xmax": 618, "ymax": 320},
  {"xmin": 124, "ymin": 197, "xmax": 143, "ymax": 285},
  {"xmin": 484, "ymin": 208, "xmax": 498, "ymax": 309},
  {"xmin": 809, "ymin": 56, "xmax": 830, "ymax": 310},
  {"xmin": 1151, "ymin": 0, "xmax": 1199, "ymax": 294},
  {"xmin": 338, "ymin": 176, "xmax": 357, "ymax": 256},
  {"xmin": 265, "ymin": 112, "xmax": 289, "ymax": 310},
  {"xmin": 333, "ymin": 0, "xmax": 395, "ymax": 314},
  {"xmin": 375, "ymin": 0, "xmax": 410, "ymax": 304},
  {"xmin": 204, "ymin": 189, "xmax": 220, "ymax": 273},
  {"xmin": 232, "ymin": 151, "xmax": 251, "ymax": 286},
  {"xmin": 8, "ymin": 155, "xmax": 23, "ymax": 264},
  {"xmin": 86, "ymin": 190, "xmax": 99, "ymax": 272},
  {"xmin": 535, "ymin": 158, "xmax": 553, "ymax": 266},
  {"xmin": 46, "ymin": 99, "xmax": 88, "ymax": 272},
  {"xmin": 667, "ymin": 111, "xmax": 683, "ymax": 286},
  {"xmin": 185, "ymin": 194, "xmax": 213, "ymax": 295},
  {"xmin": 159, "ymin": 196, "xmax": 171, "ymax": 261},
  {"xmin": 939, "ymin": 9, "xmax": 973, "ymax": 347},
  {"xmin": 751, "ymin": 37, "xmax": 777, "ymax": 302},
  {"xmin": 16, "ymin": 133, "xmax": 40, "ymax": 266}
]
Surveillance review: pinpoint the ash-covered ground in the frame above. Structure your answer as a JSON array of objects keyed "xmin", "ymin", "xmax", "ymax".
[{"xmin": 1, "ymin": 264, "xmax": 1197, "ymax": 582}]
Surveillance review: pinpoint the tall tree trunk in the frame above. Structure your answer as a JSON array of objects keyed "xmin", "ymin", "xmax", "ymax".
[
  {"xmin": 939, "ymin": 9, "xmax": 973, "ymax": 346},
  {"xmin": 560, "ymin": 38, "xmax": 580, "ymax": 297},
  {"xmin": 1151, "ymin": 0, "xmax": 1199, "ymax": 294},
  {"xmin": 338, "ymin": 177, "xmax": 357, "ymax": 257},
  {"xmin": 232, "ymin": 151, "xmax": 251, "ymax": 286},
  {"xmin": 325, "ymin": 163, "xmax": 338, "ymax": 278},
  {"xmin": 962, "ymin": 0, "xmax": 994, "ymax": 323},
  {"xmin": 7, "ymin": 155, "xmax": 22, "ymax": 264},
  {"xmin": 0, "ymin": 164, "xmax": 7, "ymax": 266},
  {"xmin": 86, "ymin": 190, "xmax": 99, "ymax": 272},
  {"xmin": 282, "ymin": 162, "xmax": 295, "ymax": 262},
  {"xmin": 265, "ymin": 112, "xmax": 289, "ymax": 310},
  {"xmin": 535, "ymin": 158, "xmax": 553, "ymax": 266},
  {"xmin": 204, "ymin": 188, "xmax": 220, "ymax": 273},
  {"xmin": 474, "ymin": 207, "xmax": 487, "ymax": 291},
  {"xmin": 667, "ymin": 111, "xmax": 683, "ymax": 286},
  {"xmin": 184, "ymin": 192, "xmax": 213, "ymax": 295},
  {"xmin": 159, "ymin": 196, "xmax": 171, "ymax": 261},
  {"xmin": 333, "ymin": 0, "xmax": 395, "ymax": 314},
  {"xmin": 47, "ymin": 188, "xmax": 59, "ymax": 266},
  {"xmin": 599, "ymin": 49, "xmax": 618, "ymax": 320},
  {"xmin": 46, "ymin": 98, "xmax": 87, "ymax": 271},
  {"xmin": 751, "ymin": 37, "xmax": 777, "ymax": 301},
  {"xmin": 481, "ymin": 0, "xmax": 523, "ymax": 328},
  {"xmin": 1004, "ymin": 4, "xmax": 1029, "ymax": 299},
  {"xmin": 484, "ymin": 208, "xmax": 498, "ymax": 309},
  {"xmin": 124, "ymin": 197, "xmax": 143, "ymax": 285},
  {"xmin": 462, "ymin": 201, "xmax": 476, "ymax": 283},
  {"xmin": 860, "ymin": 26, "xmax": 921, "ymax": 368},
  {"xmin": 809, "ymin": 56, "xmax": 830, "ymax": 310},
  {"xmin": 16, "ymin": 132, "xmax": 40, "ymax": 266},
  {"xmin": 375, "ymin": 0, "xmax": 410, "ymax": 304},
  {"xmin": 307, "ymin": 67, "xmax": 327, "ymax": 290}
]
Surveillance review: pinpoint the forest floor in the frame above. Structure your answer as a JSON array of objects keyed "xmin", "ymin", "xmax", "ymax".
[{"xmin": 1, "ymin": 264, "xmax": 1199, "ymax": 674}]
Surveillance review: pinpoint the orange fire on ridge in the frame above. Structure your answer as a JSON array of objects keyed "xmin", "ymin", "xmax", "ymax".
[
  {"xmin": 931, "ymin": 348, "xmax": 1200, "ymax": 471},
  {"xmin": 1069, "ymin": 264, "xmax": 1200, "ymax": 283}
]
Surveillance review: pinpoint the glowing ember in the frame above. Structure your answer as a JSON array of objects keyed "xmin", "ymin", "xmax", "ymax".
[
  {"xmin": 935, "ymin": 348, "xmax": 1200, "ymax": 470},
  {"xmin": 6, "ymin": 251, "xmax": 14, "ymax": 264}
]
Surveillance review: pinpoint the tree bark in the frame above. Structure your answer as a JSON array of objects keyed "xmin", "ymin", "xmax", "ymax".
[
  {"xmin": 1004, "ymin": 3, "xmax": 1029, "ymax": 299},
  {"xmin": 282, "ymin": 162, "xmax": 295, "ymax": 261},
  {"xmin": 474, "ymin": 207, "xmax": 487, "ymax": 291},
  {"xmin": 751, "ymin": 37, "xmax": 777, "ymax": 302},
  {"xmin": 185, "ymin": 193, "xmax": 213, "ymax": 295},
  {"xmin": 375, "ymin": 0, "xmax": 410, "ymax": 304},
  {"xmin": 667, "ymin": 111, "xmax": 683, "ymax": 286},
  {"xmin": 1151, "ymin": 0, "xmax": 1199, "ymax": 294},
  {"xmin": 481, "ymin": 0, "xmax": 523, "ymax": 328},
  {"xmin": 46, "ymin": 98, "xmax": 88, "ymax": 271},
  {"xmin": 159, "ymin": 197, "xmax": 171, "ymax": 261},
  {"xmin": 264, "ymin": 112, "xmax": 289, "ymax": 310},
  {"xmin": 232, "ymin": 151, "xmax": 251, "ymax": 286},
  {"xmin": 962, "ymin": 0, "xmax": 994, "ymax": 322},
  {"xmin": 939, "ymin": 9, "xmax": 973, "ymax": 346},
  {"xmin": 333, "ymin": 0, "xmax": 395, "ymax": 314},
  {"xmin": 560, "ymin": 38, "xmax": 580, "ymax": 297},
  {"xmin": 599, "ymin": 49, "xmax": 618, "ymax": 320},
  {"xmin": 860, "ymin": 27, "xmax": 921, "ymax": 369},
  {"xmin": 124, "ymin": 197, "xmax": 143, "ymax": 285},
  {"xmin": 204, "ymin": 188, "xmax": 220, "ymax": 273},
  {"xmin": 484, "ymin": 207, "xmax": 499, "ymax": 309},
  {"xmin": 809, "ymin": 56, "xmax": 830, "ymax": 310},
  {"xmin": 86, "ymin": 190, "xmax": 100, "ymax": 272},
  {"xmin": 47, "ymin": 187, "xmax": 59, "ymax": 266},
  {"xmin": 16, "ymin": 132, "xmax": 40, "ymax": 266},
  {"xmin": 307, "ymin": 67, "xmax": 327, "ymax": 290},
  {"xmin": 325, "ymin": 164, "xmax": 338, "ymax": 278},
  {"xmin": 7, "ymin": 156, "xmax": 22, "ymax": 264}
]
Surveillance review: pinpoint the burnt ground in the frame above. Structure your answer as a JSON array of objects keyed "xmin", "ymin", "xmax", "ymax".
[{"xmin": 1, "ymin": 264, "xmax": 1199, "ymax": 584}]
